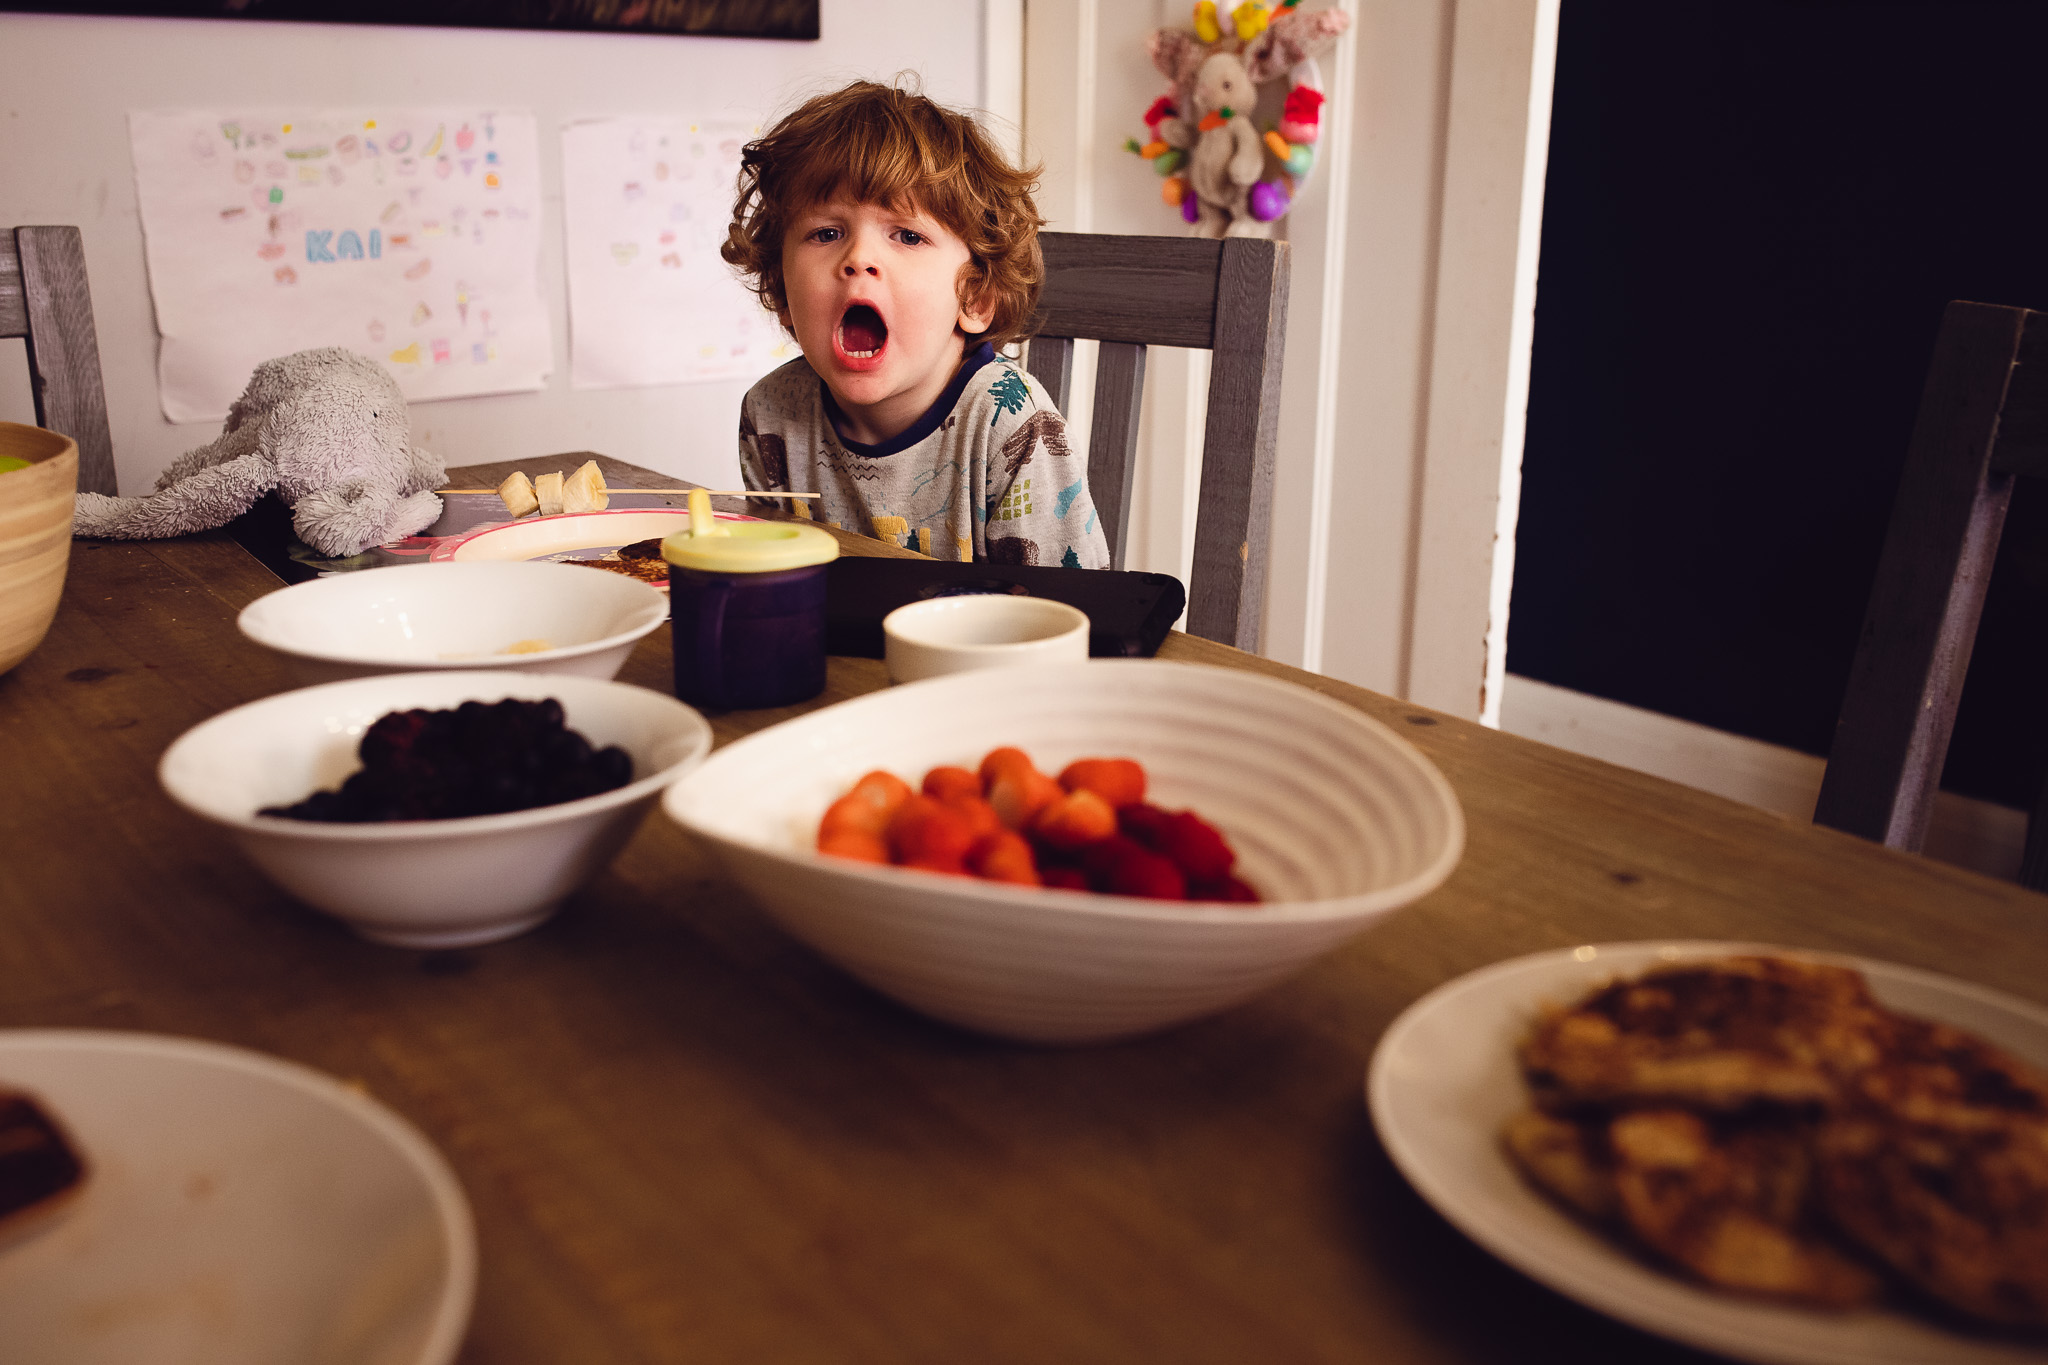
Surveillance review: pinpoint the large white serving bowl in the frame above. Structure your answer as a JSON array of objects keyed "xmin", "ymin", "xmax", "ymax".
[
  {"xmin": 662, "ymin": 659, "xmax": 1465, "ymax": 1043},
  {"xmin": 160, "ymin": 671, "xmax": 713, "ymax": 948},
  {"xmin": 0, "ymin": 1030, "xmax": 474, "ymax": 1365},
  {"xmin": 237, "ymin": 560, "xmax": 667, "ymax": 686}
]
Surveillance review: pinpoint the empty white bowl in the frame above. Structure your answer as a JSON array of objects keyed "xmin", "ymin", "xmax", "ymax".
[
  {"xmin": 662, "ymin": 659, "xmax": 1465, "ymax": 1043},
  {"xmin": 237, "ymin": 561, "xmax": 668, "ymax": 686},
  {"xmin": 883, "ymin": 595, "xmax": 1090, "ymax": 684},
  {"xmin": 160, "ymin": 671, "xmax": 712, "ymax": 948}
]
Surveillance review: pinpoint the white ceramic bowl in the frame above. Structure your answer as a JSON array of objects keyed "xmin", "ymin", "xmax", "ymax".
[
  {"xmin": 662, "ymin": 660, "xmax": 1465, "ymax": 1043},
  {"xmin": 0, "ymin": 1030, "xmax": 474, "ymax": 1365},
  {"xmin": 237, "ymin": 561, "xmax": 667, "ymax": 686},
  {"xmin": 160, "ymin": 671, "xmax": 713, "ymax": 948},
  {"xmin": 883, "ymin": 595, "xmax": 1090, "ymax": 684}
]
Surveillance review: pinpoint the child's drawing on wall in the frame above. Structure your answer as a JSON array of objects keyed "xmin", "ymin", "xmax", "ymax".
[{"xmin": 130, "ymin": 107, "xmax": 551, "ymax": 422}]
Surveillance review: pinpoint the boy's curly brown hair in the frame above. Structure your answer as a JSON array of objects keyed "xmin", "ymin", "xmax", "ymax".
[{"xmin": 722, "ymin": 80, "xmax": 1046, "ymax": 352}]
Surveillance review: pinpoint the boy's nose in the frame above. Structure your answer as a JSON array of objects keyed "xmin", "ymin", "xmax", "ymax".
[{"xmin": 841, "ymin": 230, "xmax": 882, "ymax": 276}]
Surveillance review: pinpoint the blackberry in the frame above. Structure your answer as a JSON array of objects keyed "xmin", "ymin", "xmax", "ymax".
[{"xmin": 260, "ymin": 697, "xmax": 635, "ymax": 823}]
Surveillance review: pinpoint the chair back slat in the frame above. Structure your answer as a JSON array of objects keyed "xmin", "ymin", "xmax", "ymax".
[
  {"xmin": 1025, "ymin": 335, "xmax": 1074, "ymax": 413},
  {"xmin": 1186, "ymin": 239, "xmax": 1289, "ymax": 648},
  {"xmin": 1814, "ymin": 300, "xmax": 2026, "ymax": 849},
  {"xmin": 1036, "ymin": 236, "xmax": 1221, "ymax": 348},
  {"xmin": 6, "ymin": 227, "xmax": 117, "ymax": 495},
  {"xmin": 1086, "ymin": 341, "xmax": 1148, "ymax": 571},
  {"xmin": 1027, "ymin": 232, "xmax": 1288, "ymax": 650},
  {"xmin": 0, "ymin": 232, "xmax": 26, "ymax": 337}
]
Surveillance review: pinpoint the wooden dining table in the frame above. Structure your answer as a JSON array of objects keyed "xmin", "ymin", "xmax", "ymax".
[{"xmin": 6, "ymin": 450, "xmax": 2046, "ymax": 1363}]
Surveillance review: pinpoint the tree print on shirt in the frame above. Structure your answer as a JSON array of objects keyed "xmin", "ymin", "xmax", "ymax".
[
  {"xmin": 988, "ymin": 368, "xmax": 1030, "ymax": 425},
  {"xmin": 987, "ymin": 535, "xmax": 1040, "ymax": 565},
  {"xmin": 997, "ymin": 411, "xmax": 1071, "ymax": 480}
]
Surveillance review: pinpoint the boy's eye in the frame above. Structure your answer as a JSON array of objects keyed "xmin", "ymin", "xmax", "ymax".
[
  {"xmin": 807, "ymin": 226, "xmax": 843, "ymax": 244},
  {"xmin": 896, "ymin": 229, "xmax": 927, "ymax": 246}
]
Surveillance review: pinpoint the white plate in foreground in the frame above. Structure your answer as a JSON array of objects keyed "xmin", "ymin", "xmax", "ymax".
[
  {"xmin": 0, "ymin": 1030, "xmax": 475, "ymax": 1365},
  {"xmin": 1366, "ymin": 941, "xmax": 2048, "ymax": 1365}
]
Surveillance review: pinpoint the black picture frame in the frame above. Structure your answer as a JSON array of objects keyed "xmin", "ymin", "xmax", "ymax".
[{"xmin": 0, "ymin": 0, "xmax": 818, "ymax": 41}]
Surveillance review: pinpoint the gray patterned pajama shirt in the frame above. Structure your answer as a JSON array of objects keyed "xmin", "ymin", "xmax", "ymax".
[{"xmin": 737, "ymin": 343, "xmax": 1111, "ymax": 568}]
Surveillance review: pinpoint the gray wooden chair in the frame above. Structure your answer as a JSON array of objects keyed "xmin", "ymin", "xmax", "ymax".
[
  {"xmin": 1814, "ymin": 298, "xmax": 2048, "ymax": 887},
  {"xmin": 1025, "ymin": 232, "xmax": 1289, "ymax": 652},
  {"xmin": 1, "ymin": 226, "xmax": 116, "ymax": 495}
]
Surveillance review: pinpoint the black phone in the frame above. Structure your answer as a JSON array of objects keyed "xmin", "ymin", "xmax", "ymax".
[{"xmin": 825, "ymin": 557, "xmax": 1186, "ymax": 659}]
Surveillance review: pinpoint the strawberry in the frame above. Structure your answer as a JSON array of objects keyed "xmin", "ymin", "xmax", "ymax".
[
  {"xmin": 978, "ymin": 746, "xmax": 1038, "ymax": 791},
  {"xmin": 886, "ymin": 795, "xmax": 977, "ymax": 867},
  {"xmin": 817, "ymin": 828, "xmax": 889, "ymax": 863},
  {"xmin": 1188, "ymin": 874, "xmax": 1260, "ymax": 904},
  {"xmin": 1082, "ymin": 835, "xmax": 1187, "ymax": 900},
  {"xmin": 1031, "ymin": 787, "xmax": 1119, "ymax": 851},
  {"xmin": 1040, "ymin": 865, "xmax": 1091, "ymax": 891},
  {"xmin": 819, "ymin": 792, "xmax": 890, "ymax": 841},
  {"xmin": 944, "ymin": 794, "xmax": 1005, "ymax": 842},
  {"xmin": 1056, "ymin": 757, "xmax": 1147, "ymax": 808},
  {"xmin": 1159, "ymin": 810, "xmax": 1235, "ymax": 881},
  {"xmin": 921, "ymin": 765, "xmax": 983, "ymax": 805},
  {"xmin": 1117, "ymin": 802, "xmax": 1177, "ymax": 850},
  {"xmin": 968, "ymin": 830, "xmax": 1040, "ymax": 885},
  {"xmin": 988, "ymin": 766, "xmax": 1063, "ymax": 830}
]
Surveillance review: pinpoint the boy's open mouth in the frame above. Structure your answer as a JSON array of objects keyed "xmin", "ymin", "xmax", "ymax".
[{"xmin": 837, "ymin": 304, "xmax": 888, "ymax": 360}]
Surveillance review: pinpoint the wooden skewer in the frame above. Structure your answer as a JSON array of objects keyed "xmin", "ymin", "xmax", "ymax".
[{"xmin": 438, "ymin": 487, "xmax": 820, "ymax": 498}]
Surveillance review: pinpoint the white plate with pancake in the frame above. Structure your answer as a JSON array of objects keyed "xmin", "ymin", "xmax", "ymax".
[
  {"xmin": 0, "ymin": 1030, "xmax": 474, "ymax": 1365},
  {"xmin": 1366, "ymin": 941, "xmax": 2048, "ymax": 1365}
]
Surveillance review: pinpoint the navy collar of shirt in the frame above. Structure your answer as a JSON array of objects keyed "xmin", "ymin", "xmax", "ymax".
[{"xmin": 820, "ymin": 341, "xmax": 999, "ymax": 458}]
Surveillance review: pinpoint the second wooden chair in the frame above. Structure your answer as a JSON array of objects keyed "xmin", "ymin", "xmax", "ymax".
[
  {"xmin": 1, "ymin": 225, "xmax": 116, "ymax": 495},
  {"xmin": 1026, "ymin": 232, "xmax": 1290, "ymax": 652},
  {"xmin": 1814, "ymin": 298, "xmax": 2048, "ymax": 887}
]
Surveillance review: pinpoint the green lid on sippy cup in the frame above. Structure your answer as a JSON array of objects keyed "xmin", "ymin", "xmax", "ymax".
[{"xmin": 661, "ymin": 489, "xmax": 840, "ymax": 573}]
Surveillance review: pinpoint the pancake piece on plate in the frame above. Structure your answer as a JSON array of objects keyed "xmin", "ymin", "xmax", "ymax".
[
  {"xmin": 1818, "ymin": 1014, "xmax": 2048, "ymax": 1326},
  {"xmin": 1518, "ymin": 956, "xmax": 1894, "ymax": 1113},
  {"xmin": 1503, "ymin": 1103, "xmax": 1881, "ymax": 1307}
]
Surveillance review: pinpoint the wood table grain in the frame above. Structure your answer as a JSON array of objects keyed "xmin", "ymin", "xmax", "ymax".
[{"xmin": 5, "ymin": 457, "xmax": 2046, "ymax": 1364}]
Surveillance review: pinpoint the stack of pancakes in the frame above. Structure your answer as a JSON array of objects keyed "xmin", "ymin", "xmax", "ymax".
[{"xmin": 1505, "ymin": 956, "xmax": 2048, "ymax": 1326}]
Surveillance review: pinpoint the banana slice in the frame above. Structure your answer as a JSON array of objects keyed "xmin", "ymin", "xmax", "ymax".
[
  {"xmin": 497, "ymin": 470, "xmax": 539, "ymax": 518},
  {"xmin": 561, "ymin": 460, "xmax": 609, "ymax": 513},
  {"xmin": 534, "ymin": 471, "xmax": 565, "ymax": 517}
]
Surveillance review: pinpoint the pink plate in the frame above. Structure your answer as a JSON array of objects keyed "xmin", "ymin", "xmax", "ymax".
[{"xmin": 428, "ymin": 508, "xmax": 756, "ymax": 570}]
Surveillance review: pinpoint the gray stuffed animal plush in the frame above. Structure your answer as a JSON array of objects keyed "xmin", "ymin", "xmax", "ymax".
[{"xmin": 74, "ymin": 347, "xmax": 445, "ymax": 557}]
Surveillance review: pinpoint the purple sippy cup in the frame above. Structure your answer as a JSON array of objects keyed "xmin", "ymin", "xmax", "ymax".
[{"xmin": 661, "ymin": 490, "xmax": 840, "ymax": 710}]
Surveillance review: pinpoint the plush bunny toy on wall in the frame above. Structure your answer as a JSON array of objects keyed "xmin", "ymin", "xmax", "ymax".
[
  {"xmin": 1156, "ymin": 50, "xmax": 1270, "ymax": 239},
  {"xmin": 1144, "ymin": 1, "xmax": 1351, "ymax": 239},
  {"xmin": 73, "ymin": 347, "xmax": 446, "ymax": 557}
]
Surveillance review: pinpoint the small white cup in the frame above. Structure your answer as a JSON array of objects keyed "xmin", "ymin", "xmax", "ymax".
[{"xmin": 883, "ymin": 595, "xmax": 1091, "ymax": 684}]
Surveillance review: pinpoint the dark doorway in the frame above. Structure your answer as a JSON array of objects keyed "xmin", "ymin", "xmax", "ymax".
[{"xmin": 1510, "ymin": 0, "xmax": 2048, "ymax": 808}]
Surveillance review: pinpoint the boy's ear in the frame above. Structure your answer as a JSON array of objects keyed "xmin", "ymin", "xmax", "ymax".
[
  {"xmin": 958, "ymin": 278, "xmax": 997, "ymax": 337},
  {"xmin": 954, "ymin": 292, "xmax": 995, "ymax": 335}
]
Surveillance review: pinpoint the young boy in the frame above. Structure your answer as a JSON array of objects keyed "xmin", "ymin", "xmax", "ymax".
[{"xmin": 722, "ymin": 81, "xmax": 1109, "ymax": 568}]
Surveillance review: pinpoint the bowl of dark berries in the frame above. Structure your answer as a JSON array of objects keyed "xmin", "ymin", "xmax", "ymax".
[{"xmin": 159, "ymin": 671, "xmax": 713, "ymax": 947}]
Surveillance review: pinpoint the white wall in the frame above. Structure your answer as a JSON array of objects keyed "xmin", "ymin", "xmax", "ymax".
[{"xmin": 0, "ymin": 7, "xmax": 990, "ymax": 494}]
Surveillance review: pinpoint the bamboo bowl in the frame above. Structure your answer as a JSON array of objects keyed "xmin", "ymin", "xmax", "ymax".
[{"xmin": 0, "ymin": 424, "xmax": 79, "ymax": 678}]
